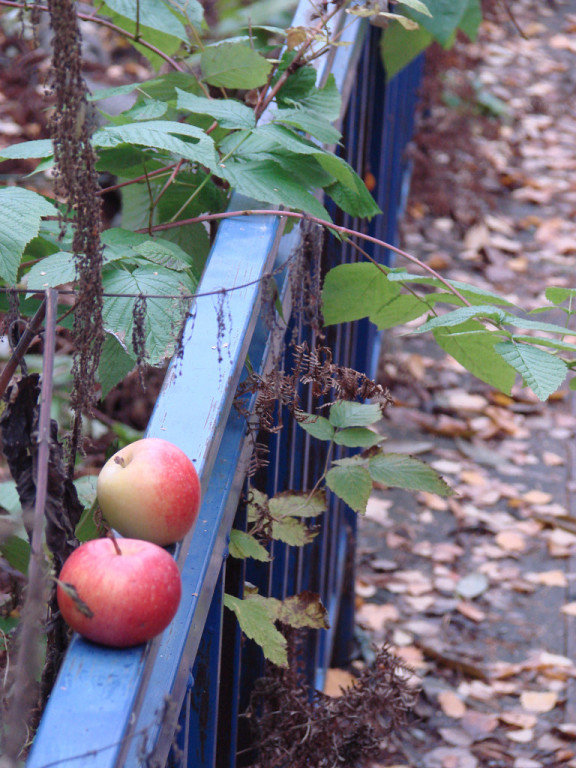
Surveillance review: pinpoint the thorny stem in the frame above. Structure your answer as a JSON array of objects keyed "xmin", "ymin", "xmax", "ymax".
[
  {"xmin": 96, "ymin": 164, "xmax": 178, "ymax": 197},
  {"xmin": 144, "ymin": 209, "xmax": 473, "ymax": 307},
  {"xmin": 0, "ymin": 0, "xmax": 186, "ymax": 72}
]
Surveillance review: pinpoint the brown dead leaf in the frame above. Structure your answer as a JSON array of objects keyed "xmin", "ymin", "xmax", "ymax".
[
  {"xmin": 520, "ymin": 690, "xmax": 558, "ymax": 713},
  {"xmin": 323, "ymin": 668, "xmax": 356, "ymax": 697},
  {"xmin": 505, "ymin": 729, "xmax": 534, "ymax": 743},
  {"xmin": 543, "ymin": 451, "xmax": 565, "ymax": 466},
  {"xmin": 495, "ymin": 530, "xmax": 527, "ymax": 552},
  {"xmin": 526, "ymin": 570, "xmax": 567, "ymax": 587},
  {"xmin": 438, "ymin": 690, "xmax": 467, "ymax": 719},
  {"xmin": 499, "ymin": 711, "xmax": 538, "ymax": 729},
  {"xmin": 418, "ymin": 491, "xmax": 450, "ymax": 511},
  {"xmin": 460, "ymin": 710, "xmax": 498, "ymax": 738},
  {"xmin": 523, "ymin": 490, "xmax": 553, "ymax": 505},
  {"xmin": 457, "ymin": 601, "xmax": 486, "ymax": 623},
  {"xmin": 438, "ymin": 727, "xmax": 474, "ymax": 747},
  {"xmin": 356, "ymin": 602, "xmax": 399, "ymax": 631},
  {"xmin": 560, "ymin": 601, "xmax": 576, "ymax": 616}
]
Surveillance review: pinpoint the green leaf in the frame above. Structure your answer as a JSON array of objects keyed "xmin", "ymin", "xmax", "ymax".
[
  {"xmin": 270, "ymin": 517, "xmax": 317, "ymax": 546},
  {"xmin": 89, "ymin": 72, "xmax": 201, "ymax": 104},
  {"xmin": 381, "ymin": 20, "xmax": 433, "ymax": 79},
  {"xmin": 74, "ymin": 477, "xmax": 104, "ymax": 542},
  {"xmin": 329, "ymin": 400, "xmax": 383, "ymax": 428},
  {"xmin": 0, "ymin": 139, "xmax": 53, "ymax": 161},
  {"xmin": 229, "ymin": 529, "xmax": 270, "ymax": 561},
  {"xmin": 73, "ymin": 476, "xmax": 98, "ymax": 509},
  {"xmin": 99, "ymin": 332, "xmax": 136, "ymax": 398},
  {"xmin": 274, "ymin": 107, "xmax": 341, "ymax": 144},
  {"xmin": 201, "ymin": 43, "xmax": 272, "ymax": 89},
  {"xmin": 416, "ymin": 305, "xmax": 507, "ymax": 333},
  {"xmin": 403, "ymin": 0, "xmax": 471, "ymax": 45},
  {"xmin": 324, "ymin": 174, "xmax": 381, "ymax": 219},
  {"xmin": 504, "ymin": 314, "xmax": 573, "ymax": 335},
  {"xmin": 334, "ymin": 428, "xmax": 384, "ymax": 448},
  {"xmin": 459, "ymin": 0, "xmax": 482, "ymax": 40},
  {"xmin": 220, "ymin": 158, "xmax": 330, "ymax": 220},
  {"xmin": 372, "ymin": 293, "xmax": 433, "ymax": 329},
  {"xmin": 433, "ymin": 320, "xmax": 516, "ymax": 394},
  {"xmin": 269, "ymin": 490, "xmax": 326, "ymax": 518},
  {"xmin": 494, "ymin": 341, "xmax": 568, "ymax": 401},
  {"xmin": 247, "ymin": 488, "xmax": 268, "ymax": 523},
  {"xmin": 0, "ymin": 616, "xmax": 19, "ymax": 644},
  {"xmin": 275, "ymin": 63, "xmax": 318, "ymax": 105},
  {"xmin": 103, "ymin": 0, "xmax": 189, "ymax": 40},
  {"xmin": 133, "ymin": 238, "xmax": 196, "ymax": 272},
  {"xmin": 102, "ymin": 265, "xmax": 194, "ymax": 365},
  {"xmin": 325, "ymin": 464, "xmax": 372, "ymax": 514},
  {"xmin": 545, "ymin": 286, "xmax": 576, "ymax": 306},
  {"xmin": 93, "ymin": 121, "xmax": 218, "ymax": 171},
  {"xmin": 223, "ymin": 593, "xmax": 288, "ymax": 667},
  {"xmin": 397, "ymin": 0, "xmax": 432, "ymax": 16},
  {"xmin": 1, "ymin": 535, "xmax": 30, "ymax": 575},
  {"xmin": 24, "ymin": 251, "xmax": 76, "ymax": 291},
  {"xmin": 512, "ymin": 335, "xmax": 576, "ymax": 354},
  {"xmin": 387, "ymin": 270, "xmax": 513, "ymax": 305},
  {"xmin": 123, "ymin": 99, "xmax": 168, "ymax": 121},
  {"xmin": 570, "ymin": 377, "xmax": 576, "ymax": 391},
  {"xmin": 275, "ymin": 591, "xmax": 329, "ymax": 629},
  {"xmin": 296, "ymin": 413, "xmax": 335, "ymax": 441},
  {"xmin": 368, "ymin": 452, "xmax": 452, "ymax": 495},
  {"xmin": 322, "ymin": 263, "xmax": 394, "ymax": 326},
  {"xmin": 0, "ymin": 188, "xmax": 58, "ymax": 284},
  {"xmin": 176, "ymin": 89, "xmax": 256, "ymax": 129}
]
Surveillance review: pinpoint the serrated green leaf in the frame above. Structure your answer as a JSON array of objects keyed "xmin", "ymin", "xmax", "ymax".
[
  {"xmin": 505, "ymin": 314, "xmax": 573, "ymax": 335},
  {"xmin": 1, "ymin": 535, "xmax": 30, "ymax": 575},
  {"xmin": 269, "ymin": 490, "xmax": 326, "ymax": 518},
  {"xmin": 326, "ymin": 464, "xmax": 372, "ymax": 514},
  {"xmin": 329, "ymin": 401, "xmax": 383, "ymax": 429},
  {"xmin": 322, "ymin": 263, "xmax": 394, "ymax": 326},
  {"xmin": 102, "ymin": 265, "xmax": 194, "ymax": 365},
  {"xmin": 417, "ymin": 305, "xmax": 507, "ymax": 332},
  {"xmin": 459, "ymin": 0, "xmax": 482, "ymax": 40},
  {"xmin": 220, "ymin": 158, "xmax": 330, "ymax": 220},
  {"xmin": 433, "ymin": 320, "xmax": 516, "ymax": 393},
  {"xmin": 296, "ymin": 413, "xmax": 335, "ymax": 441},
  {"xmin": 103, "ymin": 0, "xmax": 189, "ymax": 40},
  {"xmin": 275, "ymin": 63, "xmax": 318, "ymax": 105},
  {"xmin": 99, "ymin": 332, "xmax": 136, "ymax": 397},
  {"xmin": 223, "ymin": 593, "xmax": 288, "ymax": 667},
  {"xmin": 270, "ymin": 517, "xmax": 317, "ymax": 546},
  {"xmin": 123, "ymin": 99, "xmax": 168, "ymax": 121},
  {"xmin": 545, "ymin": 287, "xmax": 576, "ymax": 306},
  {"xmin": 334, "ymin": 428, "xmax": 384, "ymax": 448},
  {"xmin": 133, "ymin": 238, "xmax": 194, "ymax": 271},
  {"xmin": 512, "ymin": 335, "xmax": 576, "ymax": 354},
  {"xmin": 494, "ymin": 341, "xmax": 567, "ymax": 401},
  {"xmin": 368, "ymin": 452, "xmax": 453, "ymax": 496},
  {"xmin": 387, "ymin": 270, "xmax": 513, "ymax": 305},
  {"xmin": 0, "ymin": 188, "xmax": 58, "ymax": 284},
  {"xmin": 324, "ymin": 173, "xmax": 380, "ymax": 219},
  {"xmin": 229, "ymin": 529, "xmax": 270, "ymax": 561},
  {"xmin": 201, "ymin": 43, "xmax": 272, "ymax": 88},
  {"xmin": 0, "ymin": 139, "xmax": 53, "ymax": 161},
  {"xmin": 275, "ymin": 108, "xmax": 341, "ymax": 144},
  {"xmin": 24, "ymin": 251, "xmax": 76, "ymax": 291},
  {"xmin": 176, "ymin": 89, "xmax": 255, "ymax": 129},
  {"xmin": 93, "ymin": 121, "xmax": 218, "ymax": 171}
]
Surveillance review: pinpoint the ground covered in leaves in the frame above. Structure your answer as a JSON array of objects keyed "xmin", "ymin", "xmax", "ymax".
[{"xmin": 352, "ymin": 2, "xmax": 576, "ymax": 767}]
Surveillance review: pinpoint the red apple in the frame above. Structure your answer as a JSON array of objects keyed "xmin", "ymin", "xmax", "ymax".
[
  {"xmin": 97, "ymin": 437, "xmax": 201, "ymax": 546},
  {"xmin": 57, "ymin": 538, "xmax": 181, "ymax": 647}
]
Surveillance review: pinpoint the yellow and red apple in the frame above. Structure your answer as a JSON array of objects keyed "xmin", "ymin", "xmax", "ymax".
[
  {"xmin": 57, "ymin": 537, "xmax": 181, "ymax": 647},
  {"xmin": 97, "ymin": 437, "xmax": 201, "ymax": 546}
]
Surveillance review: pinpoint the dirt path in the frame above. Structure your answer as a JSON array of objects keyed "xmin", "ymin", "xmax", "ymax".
[{"xmin": 356, "ymin": 2, "xmax": 576, "ymax": 766}]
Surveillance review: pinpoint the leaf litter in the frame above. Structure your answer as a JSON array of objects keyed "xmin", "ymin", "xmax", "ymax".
[{"xmin": 359, "ymin": 1, "xmax": 576, "ymax": 765}]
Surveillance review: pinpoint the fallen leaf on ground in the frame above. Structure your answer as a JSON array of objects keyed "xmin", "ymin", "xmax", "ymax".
[
  {"xmin": 520, "ymin": 690, "xmax": 558, "ymax": 713},
  {"xmin": 438, "ymin": 690, "xmax": 467, "ymax": 718},
  {"xmin": 526, "ymin": 570, "xmax": 567, "ymax": 587},
  {"xmin": 499, "ymin": 711, "xmax": 538, "ymax": 729},
  {"xmin": 495, "ymin": 530, "xmax": 527, "ymax": 552},
  {"xmin": 506, "ymin": 729, "xmax": 534, "ymax": 743},
  {"xmin": 457, "ymin": 601, "xmax": 486, "ymax": 622},
  {"xmin": 323, "ymin": 668, "xmax": 356, "ymax": 697},
  {"xmin": 561, "ymin": 601, "xmax": 576, "ymax": 616}
]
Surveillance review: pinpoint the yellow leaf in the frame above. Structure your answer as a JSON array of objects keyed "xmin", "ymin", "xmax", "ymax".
[{"xmin": 520, "ymin": 691, "xmax": 558, "ymax": 713}]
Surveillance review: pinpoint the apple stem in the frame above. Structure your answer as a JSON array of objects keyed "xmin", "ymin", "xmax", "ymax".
[{"xmin": 108, "ymin": 530, "xmax": 123, "ymax": 556}]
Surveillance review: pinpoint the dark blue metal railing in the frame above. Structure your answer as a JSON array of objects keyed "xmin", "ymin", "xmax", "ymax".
[{"xmin": 27, "ymin": 9, "xmax": 422, "ymax": 767}]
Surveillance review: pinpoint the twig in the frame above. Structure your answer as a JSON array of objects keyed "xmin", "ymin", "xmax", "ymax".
[
  {"xmin": 144, "ymin": 209, "xmax": 473, "ymax": 306},
  {"xmin": 0, "ymin": 289, "xmax": 58, "ymax": 766},
  {"xmin": 0, "ymin": 299, "xmax": 47, "ymax": 402}
]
